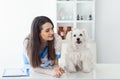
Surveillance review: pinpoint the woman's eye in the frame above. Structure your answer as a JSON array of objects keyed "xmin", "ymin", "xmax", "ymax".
[
  {"xmin": 73, "ymin": 34, "xmax": 76, "ymax": 37},
  {"xmin": 80, "ymin": 34, "xmax": 82, "ymax": 36},
  {"xmin": 45, "ymin": 27, "xmax": 53, "ymax": 32},
  {"xmin": 46, "ymin": 29, "xmax": 49, "ymax": 32}
]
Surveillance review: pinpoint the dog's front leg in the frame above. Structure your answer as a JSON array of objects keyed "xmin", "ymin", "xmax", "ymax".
[
  {"xmin": 77, "ymin": 61, "xmax": 82, "ymax": 70},
  {"xmin": 67, "ymin": 63, "xmax": 76, "ymax": 73},
  {"xmin": 82, "ymin": 55, "xmax": 93, "ymax": 73},
  {"xmin": 82, "ymin": 61, "xmax": 91, "ymax": 72}
]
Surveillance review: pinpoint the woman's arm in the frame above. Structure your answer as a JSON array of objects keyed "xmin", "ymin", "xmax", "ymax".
[
  {"xmin": 32, "ymin": 58, "xmax": 64, "ymax": 78},
  {"xmin": 54, "ymin": 33, "xmax": 62, "ymax": 56},
  {"xmin": 32, "ymin": 66, "xmax": 63, "ymax": 78},
  {"xmin": 54, "ymin": 33, "xmax": 65, "ymax": 74},
  {"xmin": 53, "ymin": 59, "xmax": 65, "ymax": 75},
  {"xmin": 32, "ymin": 67, "xmax": 55, "ymax": 76}
]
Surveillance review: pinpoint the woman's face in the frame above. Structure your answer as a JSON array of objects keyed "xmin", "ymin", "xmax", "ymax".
[{"xmin": 40, "ymin": 22, "xmax": 54, "ymax": 41}]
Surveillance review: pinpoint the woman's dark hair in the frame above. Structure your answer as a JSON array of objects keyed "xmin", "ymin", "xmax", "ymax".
[{"xmin": 26, "ymin": 16, "xmax": 55, "ymax": 68}]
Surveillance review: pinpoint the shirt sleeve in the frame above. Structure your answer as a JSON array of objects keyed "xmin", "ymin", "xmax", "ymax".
[
  {"xmin": 54, "ymin": 33, "xmax": 62, "ymax": 59},
  {"xmin": 23, "ymin": 39, "xmax": 30, "ymax": 64}
]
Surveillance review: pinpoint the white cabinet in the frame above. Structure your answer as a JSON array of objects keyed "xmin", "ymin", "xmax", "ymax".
[{"xmin": 56, "ymin": 0, "xmax": 95, "ymax": 40}]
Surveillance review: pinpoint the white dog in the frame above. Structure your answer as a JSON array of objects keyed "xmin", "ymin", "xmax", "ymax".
[{"xmin": 65, "ymin": 28, "xmax": 94, "ymax": 73}]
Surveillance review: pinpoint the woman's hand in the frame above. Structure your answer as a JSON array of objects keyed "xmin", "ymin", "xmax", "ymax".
[
  {"xmin": 52, "ymin": 65, "xmax": 65, "ymax": 78},
  {"xmin": 32, "ymin": 66, "xmax": 64, "ymax": 78}
]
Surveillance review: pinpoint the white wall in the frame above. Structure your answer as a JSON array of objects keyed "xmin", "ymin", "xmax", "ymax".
[
  {"xmin": 1, "ymin": 0, "xmax": 120, "ymax": 67},
  {"xmin": 96, "ymin": 0, "xmax": 120, "ymax": 63},
  {"xmin": 0, "ymin": 0, "xmax": 56, "ymax": 68}
]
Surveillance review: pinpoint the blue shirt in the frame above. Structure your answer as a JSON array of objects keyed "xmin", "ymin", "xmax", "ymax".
[{"xmin": 23, "ymin": 47, "xmax": 61, "ymax": 68}]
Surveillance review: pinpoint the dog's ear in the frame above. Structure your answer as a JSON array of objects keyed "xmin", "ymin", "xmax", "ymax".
[
  {"xmin": 82, "ymin": 28, "xmax": 89, "ymax": 40},
  {"xmin": 66, "ymin": 31, "xmax": 72, "ymax": 41}
]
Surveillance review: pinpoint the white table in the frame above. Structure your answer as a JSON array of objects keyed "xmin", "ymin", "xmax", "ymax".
[{"xmin": 0, "ymin": 64, "xmax": 120, "ymax": 80}]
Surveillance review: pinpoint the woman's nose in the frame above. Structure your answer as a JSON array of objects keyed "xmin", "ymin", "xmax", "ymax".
[{"xmin": 50, "ymin": 29, "xmax": 54, "ymax": 34}]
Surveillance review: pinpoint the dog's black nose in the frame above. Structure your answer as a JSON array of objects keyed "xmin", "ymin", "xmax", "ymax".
[{"xmin": 77, "ymin": 38, "xmax": 80, "ymax": 41}]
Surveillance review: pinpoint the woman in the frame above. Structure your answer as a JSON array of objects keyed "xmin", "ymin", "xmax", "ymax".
[{"xmin": 23, "ymin": 16, "xmax": 64, "ymax": 78}]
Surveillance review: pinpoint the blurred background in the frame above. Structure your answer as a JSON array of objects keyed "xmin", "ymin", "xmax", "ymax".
[{"xmin": 0, "ymin": 0, "xmax": 120, "ymax": 68}]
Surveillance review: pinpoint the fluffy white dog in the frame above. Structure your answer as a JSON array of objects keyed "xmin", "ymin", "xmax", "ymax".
[{"xmin": 65, "ymin": 28, "xmax": 94, "ymax": 73}]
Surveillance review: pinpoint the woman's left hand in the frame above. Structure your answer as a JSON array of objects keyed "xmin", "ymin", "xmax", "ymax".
[
  {"xmin": 53, "ymin": 65, "xmax": 65, "ymax": 74},
  {"xmin": 59, "ymin": 67, "xmax": 65, "ymax": 74}
]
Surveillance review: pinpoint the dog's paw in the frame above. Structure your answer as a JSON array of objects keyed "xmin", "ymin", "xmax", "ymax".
[
  {"xmin": 82, "ymin": 67, "xmax": 93, "ymax": 73},
  {"xmin": 67, "ymin": 69, "xmax": 77, "ymax": 73},
  {"xmin": 68, "ymin": 67, "xmax": 77, "ymax": 73},
  {"xmin": 77, "ymin": 63, "xmax": 82, "ymax": 70},
  {"xmin": 65, "ymin": 66, "xmax": 77, "ymax": 73}
]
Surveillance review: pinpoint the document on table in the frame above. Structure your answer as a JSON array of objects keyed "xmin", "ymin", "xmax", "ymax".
[{"xmin": 2, "ymin": 68, "xmax": 29, "ymax": 77}]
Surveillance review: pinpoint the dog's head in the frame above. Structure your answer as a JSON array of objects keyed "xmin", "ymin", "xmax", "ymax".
[{"xmin": 66, "ymin": 28, "xmax": 89, "ymax": 47}]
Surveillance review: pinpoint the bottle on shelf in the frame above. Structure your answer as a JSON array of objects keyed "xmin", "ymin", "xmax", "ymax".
[
  {"xmin": 65, "ymin": 26, "xmax": 72, "ymax": 39},
  {"xmin": 57, "ymin": 26, "xmax": 65, "ymax": 40},
  {"xmin": 77, "ymin": 14, "xmax": 80, "ymax": 20},
  {"xmin": 56, "ymin": 0, "xmax": 95, "ymax": 40},
  {"xmin": 89, "ymin": 14, "xmax": 92, "ymax": 20},
  {"xmin": 80, "ymin": 16, "xmax": 83, "ymax": 20}
]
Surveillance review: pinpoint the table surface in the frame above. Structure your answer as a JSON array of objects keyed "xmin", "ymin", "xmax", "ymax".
[{"xmin": 0, "ymin": 64, "xmax": 120, "ymax": 80}]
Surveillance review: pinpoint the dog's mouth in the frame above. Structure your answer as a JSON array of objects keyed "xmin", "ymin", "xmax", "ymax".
[{"xmin": 76, "ymin": 40, "xmax": 82, "ymax": 44}]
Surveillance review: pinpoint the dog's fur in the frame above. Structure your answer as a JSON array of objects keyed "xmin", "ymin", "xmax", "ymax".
[{"xmin": 65, "ymin": 28, "xmax": 94, "ymax": 73}]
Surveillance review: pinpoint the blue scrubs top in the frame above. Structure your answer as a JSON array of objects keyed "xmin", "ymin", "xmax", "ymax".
[{"xmin": 23, "ymin": 47, "xmax": 61, "ymax": 68}]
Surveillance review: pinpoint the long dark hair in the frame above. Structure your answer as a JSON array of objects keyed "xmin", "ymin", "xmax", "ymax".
[{"xmin": 25, "ymin": 16, "xmax": 55, "ymax": 68}]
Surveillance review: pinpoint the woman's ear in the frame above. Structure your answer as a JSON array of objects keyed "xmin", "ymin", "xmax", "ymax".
[{"xmin": 66, "ymin": 31, "xmax": 72, "ymax": 41}]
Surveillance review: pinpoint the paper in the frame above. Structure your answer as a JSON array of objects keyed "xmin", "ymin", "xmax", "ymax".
[{"xmin": 2, "ymin": 68, "xmax": 29, "ymax": 77}]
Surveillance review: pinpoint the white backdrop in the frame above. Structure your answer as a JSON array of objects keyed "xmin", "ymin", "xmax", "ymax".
[
  {"xmin": 96, "ymin": 0, "xmax": 120, "ymax": 63},
  {"xmin": 0, "ymin": 0, "xmax": 56, "ymax": 68},
  {"xmin": 1, "ymin": 0, "xmax": 120, "ymax": 68}
]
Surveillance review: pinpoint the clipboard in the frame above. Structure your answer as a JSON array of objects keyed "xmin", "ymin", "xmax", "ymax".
[{"xmin": 2, "ymin": 68, "xmax": 29, "ymax": 77}]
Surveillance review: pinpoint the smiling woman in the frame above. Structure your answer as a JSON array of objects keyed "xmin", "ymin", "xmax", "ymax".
[{"xmin": 23, "ymin": 16, "xmax": 64, "ymax": 78}]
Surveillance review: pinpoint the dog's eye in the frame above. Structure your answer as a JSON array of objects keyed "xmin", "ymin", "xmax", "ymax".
[
  {"xmin": 73, "ymin": 34, "xmax": 76, "ymax": 37},
  {"xmin": 80, "ymin": 34, "xmax": 82, "ymax": 36}
]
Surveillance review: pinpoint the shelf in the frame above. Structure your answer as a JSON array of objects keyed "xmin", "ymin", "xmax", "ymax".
[
  {"xmin": 57, "ymin": 3, "xmax": 74, "ymax": 20},
  {"xmin": 76, "ymin": 20, "xmax": 93, "ymax": 23},
  {"xmin": 77, "ymin": 1, "xmax": 93, "ymax": 3},
  {"xmin": 56, "ymin": 0, "xmax": 95, "ymax": 40},
  {"xmin": 57, "ymin": 0, "xmax": 74, "ymax": 1},
  {"xmin": 57, "ymin": 1, "xmax": 74, "ymax": 3},
  {"xmin": 77, "ymin": 0, "xmax": 94, "ymax": 1},
  {"xmin": 57, "ymin": 23, "xmax": 73, "ymax": 28},
  {"xmin": 57, "ymin": 20, "xmax": 75, "ymax": 23}
]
